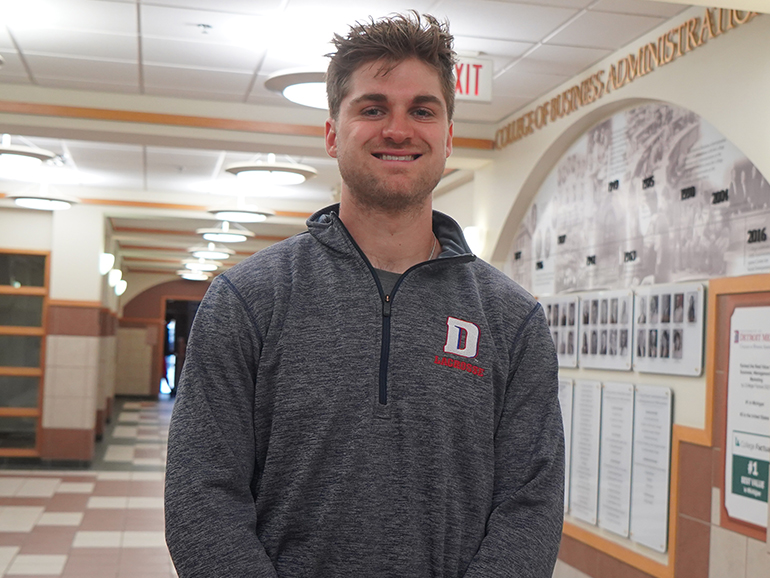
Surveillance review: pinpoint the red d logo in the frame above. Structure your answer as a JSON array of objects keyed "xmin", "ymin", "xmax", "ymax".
[{"xmin": 444, "ymin": 317, "xmax": 480, "ymax": 359}]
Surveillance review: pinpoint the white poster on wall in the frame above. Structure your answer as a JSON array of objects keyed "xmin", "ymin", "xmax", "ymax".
[
  {"xmin": 541, "ymin": 295, "xmax": 580, "ymax": 368},
  {"xmin": 629, "ymin": 385, "xmax": 673, "ymax": 553},
  {"xmin": 598, "ymin": 382, "xmax": 635, "ymax": 538},
  {"xmin": 570, "ymin": 380, "xmax": 602, "ymax": 525},
  {"xmin": 724, "ymin": 307, "xmax": 770, "ymax": 528},
  {"xmin": 633, "ymin": 283, "xmax": 705, "ymax": 376},
  {"xmin": 559, "ymin": 379, "xmax": 574, "ymax": 514},
  {"xmin": 578, "ymin": 290, "xmax": 633, "ymax": 371}
]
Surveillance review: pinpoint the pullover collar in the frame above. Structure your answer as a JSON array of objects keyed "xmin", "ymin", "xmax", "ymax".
[{"xmin": 306, "ymin": 203, "xmax": 476, "ymax": 261}]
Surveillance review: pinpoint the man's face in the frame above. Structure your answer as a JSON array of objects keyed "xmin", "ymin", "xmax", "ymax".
[{"xmin": 325, "ymin": 58, "xmax": 453, "ymax": 214}]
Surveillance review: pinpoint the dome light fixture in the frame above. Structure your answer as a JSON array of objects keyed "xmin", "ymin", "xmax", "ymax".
[
  {"xmin": 183, "ymin": 258, "xmax": 221, "ymax": 272},
  {"xmin": 177, "ymin": 269, "xmax": 212, "ymax": 282},
  {"xmin": 107, "ymin": 268, "xmax": 123, "ymax": 288},
  {"xmin": 196, "ymin": 220, "xmax": 255, "ymax": 243},
  {"xmin": 188, "ymin": 242, "xmax": 234, "ymax": 261},
  {"xmin": 99, "ymin": 253, "xmax": 116, "ymax": 275},
  {"xmin": 8, "ymin": 185, "xmax": 79, "ymax": 212},
  {"xmin": 226, "ymin": 153, "xmax": 317, "ymax": 186},
  {"xmin": 115, "ymin": 279, "xmax": 127, "ymax": 296},
  {"xmin": 265, "ymin": 70, "xmax": 327, "ymax": 110},
  {"xmin": 0, "ymin": 133, "xmax": 57, "ymax": 170},
  {"xmin": 208, "ymin": 204, "xmax": 275, "ymax": 223}
]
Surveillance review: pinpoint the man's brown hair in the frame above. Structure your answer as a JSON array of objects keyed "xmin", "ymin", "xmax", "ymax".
[{"xmin": 326, "ymin": 12, "xmax": 457, "ymax": 120}]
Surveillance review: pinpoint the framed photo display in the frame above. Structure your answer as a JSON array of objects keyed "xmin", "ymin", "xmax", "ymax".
[
  {"xmin": 633, "ymin": 283, "xmax": 705, "ymax": 376},
  {"xmin": 577, "ymin": 289, "xmax": 633, "ymax": 370},
  {"xmin": 540, "ymin": 295, "xmax": 579, "ymax": 367}
]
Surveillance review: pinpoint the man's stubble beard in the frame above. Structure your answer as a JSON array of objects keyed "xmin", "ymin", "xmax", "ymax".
[{"xmin": 338, "ymin": 155, "xmax": 444, "ymax": 215}]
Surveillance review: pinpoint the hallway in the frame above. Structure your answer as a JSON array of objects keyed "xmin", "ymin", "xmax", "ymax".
[{"xmin": 0, "ymin": 399, "xmax": 175, "ymax": 577}]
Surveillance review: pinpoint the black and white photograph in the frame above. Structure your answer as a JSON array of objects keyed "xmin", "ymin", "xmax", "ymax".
[
  {"xmin": 582, "ymin": 332, "xmax": 589, "ymax": 355},
  {"xmin": 660, "ymin": 330, "xmax": 670, "ymax": 359},
  {"xmin": 583, "ymin": 303, "xmax": 590, "ymax": 326},
  {"xmin": 661, "ymin": 294, "xmax": 671, "ymax": 324},
  {"xmin": 569, "ymin": 303, "xmax": 576, "ymax": 326},
  {"xmin": 638, "ymin": 297, "xmax": 647, "ymax": 324},
  {"xmin": 568, "ymin": 331, "xmax": 575, "ymax": 355},
  {"xmin": 600, "ymin": 330, "xmax": 607, "ymax": 355},
  {"xmin": 591, "ymin": 330, "xmax": 598, "ymax": 355},
  {"xmin": 552, "ymin": 304, "xmax": 560, "ymax": 327},
  {"xmin": 620, "ymin": 329, "xmax": 629, "ymax": 356},
  {"xmin": 649, "ymin": 329, "xmax": 658, "ymax": 358},
  {"xmin": 538, "ymin": 295, "xmax": 580, "ymax": 368},
  {"xmin": 620, "ymin": 300, "xmax": 629, "ymax": 325},
  {"xmin": 687, "ymin": 292, "xmax": 698, "ymax": 323},
  {"xmin": 601, "ymin": 300, "xmax": 608, "ymax": 325},
  {"xmin": 610, "ymin": 298, "xmax": 618, "ymax": 324},
  {"xmin": 591, "ymin": 300, "xmax": 599, "ymax": 325},
  {"xmin": 547, "ymin": 304, "xmax": 552, "ymax": 326},
  {"xmin": 637, "ymin": 330, "xmax": 646, "ymax": 357},
  {"xmin": 673, "ymin": 329, "xmax": 683, "ymax": 359},
  {"xmin": 650, "ymin": 296, "xmax": 659, "ymax": 324},
  {"xmin": 609, "ymin": 329, "xmax": 618, "ymax": 356},
  {"xmin": 674, "ymin": 294, "xmax": 684, "ymax": 323}
]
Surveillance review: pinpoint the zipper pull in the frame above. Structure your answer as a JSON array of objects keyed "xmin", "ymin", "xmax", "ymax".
[{"xmin": 383, "ymin": 294, "xmax": 391, "ymax": 317}]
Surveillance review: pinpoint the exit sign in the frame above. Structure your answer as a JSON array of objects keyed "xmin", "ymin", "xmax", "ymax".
[{"xmin": 454, "ymin": 57, "xmax": 493, "ymax": 102}]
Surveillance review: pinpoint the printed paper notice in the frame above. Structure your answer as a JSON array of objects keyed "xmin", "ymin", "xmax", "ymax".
[{"xmin": 725, "ymin": 306, "xmax": 770, "ymax": 528}]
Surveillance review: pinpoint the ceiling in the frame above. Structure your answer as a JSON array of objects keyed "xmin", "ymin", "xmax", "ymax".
[{"xmin": 0, "ymin": 0, "xmax": 708, "ymax": 281}]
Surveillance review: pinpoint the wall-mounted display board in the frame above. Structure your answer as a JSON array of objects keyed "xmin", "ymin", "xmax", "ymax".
[
  {"xmin": 505, "ymin": 102, "xmax": 770, "ymax": 296},
  {"xmin": 724, "ymin": 306, "xmax": 770, "ymax": 529},
  {"xmin": 558, "ymin": 379, "xmax": 574, "ymax": 514},
  {"xmin": 578, "ymin": 290, "xmax": 633, "ymax": 370},
  {"xmin": 598, "ymin": 382, "xmax": 635, "ymax": 538},
  {"xmin": 569, "ymin": 380, "xmax": 602, "ymax": 525},
  {"xmin": 541, "ymin": 295, "xmax": 579, "ymax": 367},
  {"xmin": 629, "ymin": 385, "xmax": 673, "ymax": 553},
  {"xmin": 633, "ymin": 283, "xmax": 705, "ymax": 376}
]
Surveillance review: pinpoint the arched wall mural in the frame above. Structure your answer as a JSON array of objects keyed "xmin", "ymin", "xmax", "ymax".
[{"xmin": 504, "ymin": 101, "xmax": 770, "ymax": 296}]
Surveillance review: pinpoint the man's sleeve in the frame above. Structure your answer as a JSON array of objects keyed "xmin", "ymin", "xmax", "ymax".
[
  {"xmin": 164, "ymin": 277, "xmax": 279, "ymax": 578},
  {"xmin": 463, "ymin": 303, "xmax": 565, "ymax": 578}
]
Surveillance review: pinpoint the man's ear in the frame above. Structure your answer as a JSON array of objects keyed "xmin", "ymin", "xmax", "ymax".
[{"xmin": 325, "ymin": 118, "xmax": 338, "ymax": 158}]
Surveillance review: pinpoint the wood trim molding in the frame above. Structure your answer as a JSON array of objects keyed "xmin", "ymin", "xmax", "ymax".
[
  {"xmin": 0, "ymin": 286, "xmax": 46, "ymax": 296},
  {"xmin": 48, "ymin": 300, "xmax": 102, "ymax": 308},
  {"xmin": 0, "ymin": 327, "xmax": 44, "ymax": 336},
  {"xmin": 0, "ymin": 407, "xmax": 39, "ymax": 418},
  {"xmin": 0, "ymin": 99, "xmax": 495, "ymax": 150},
  {"xmin": 0, "ymin": 367, "xmax": 42, "ymax": 377}
]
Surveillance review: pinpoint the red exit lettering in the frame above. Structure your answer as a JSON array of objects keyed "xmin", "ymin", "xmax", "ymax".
[{"xmin": 455, "ymin": 63, "xmax": 484, "ymax": 96}]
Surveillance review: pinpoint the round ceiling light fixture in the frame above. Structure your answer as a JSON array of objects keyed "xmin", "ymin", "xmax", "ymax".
[
  {"xmin": 8, "ymin": 183, "xmax": 78, "ymax": 211},
  {"xmin": 225, "ymin": 153, "xmax": 317, "ymax": 186},
  {"xmin": 177, "ymin": 269, "xmax": 212, "ymax": 282},
  {"xmin": 208, "ymin": 204, "xmax": 275, "ymax": 223},
  {"xmin": 182, "ymin": 258, "xmax": 222, "ymax": 272},
  {"xmin": 188, "ymin": 243, "xmax": 234, "ymax": 261},
  {"xmin": 0, "ymin": 134, "xmax": 57, "ymax": 171},
  {"xmin": 265, "ymin": 70, "xmax": 327, "ymax": 110},
  {"xmin": 196, "ymin": 221, "xmax": 255, "ymax": 243}
]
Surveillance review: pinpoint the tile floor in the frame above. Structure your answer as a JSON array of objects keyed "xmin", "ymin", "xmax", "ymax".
[{"xmin": 0, "ymin": 399, "xmax": 176, "ymax": 577}]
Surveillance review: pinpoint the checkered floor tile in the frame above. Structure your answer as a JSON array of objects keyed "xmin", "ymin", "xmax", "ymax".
[{"xmin": 0, "ymin": 399, "xmax": 177, "ymax": 577}]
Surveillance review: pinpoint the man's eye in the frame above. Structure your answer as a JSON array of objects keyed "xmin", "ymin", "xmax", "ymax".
[
  {"xmin": 413, "ymin": 108, "xmax": 434, "ymax": 118},
  {"xmin": 362, "ymin": 108, "xmax": 383, "ymax": 117}
]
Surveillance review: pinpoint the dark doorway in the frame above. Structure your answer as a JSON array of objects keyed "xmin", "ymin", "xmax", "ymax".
[{"xmin": 163, "ymin": 299, "xmax": 201, "ymax": 396}]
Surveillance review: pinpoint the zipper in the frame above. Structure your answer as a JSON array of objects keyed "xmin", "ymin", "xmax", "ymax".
[{"xmin": 332, "ymin": 215, "xmax": 475, "ymax": 406}]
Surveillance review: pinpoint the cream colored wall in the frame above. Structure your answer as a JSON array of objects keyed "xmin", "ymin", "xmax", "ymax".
[
  {"xmin": 50, "ymin": 204, "xmax": 105, "ymax": 302},
  {"xmin": 483, "ymin": 9, "xmax": 770, "ymax": 268},
  {"xmin": 115, "ymin": 327, "xmax": 154, "ymax": 396},
  {"xmin": 0, "ymin": 207, "xmax": 52, "ymax": 250}
]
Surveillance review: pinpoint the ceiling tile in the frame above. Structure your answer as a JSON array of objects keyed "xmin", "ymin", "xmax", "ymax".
[
  {"xmin": 591, "ymin": 0, "xmax": 689, "ymax": 18},
  {"xmin": 139, "ymin": 0, "xmax": 285, "ymax": 14},
  {"xmin": 140, "ymin": 4, "xmax": 269, "ymax": 46},
  {"xmin": 34, "ymin": 78, "xmax": 140, "ymax": 93},
  {"xmin": 141, "ymin": 37, "xmax": 263, "ymax": 73},
  {"xmin": 142, "ymin": 86, "xmax": 247, "ymax": 102},
  {"xmin": 24, "ymin": 54, "xmax": 138, "ymax": 84},
  {"xmin": 142, "ymin": 64, "xmax": 253, "ymax": 96},
  {"xmin": 9, "ymin": 0, "xmax": 139, "ymax": 35},
  {"xmin": 455, "ymin": 95, "xmax": 534, "ymax": 124},
  {"xmin": 436, "ymin": 0, "xmax": 578, "ymax": 43},
  {"xmin": 495, "ymin": 68, "xmax": 570, "ymax": 99},
  {"xmin": 545, "ymin": 10, "xmax": 666, "ymax": 49},
  {"xmin": 64, "ymin": 140, "xmax": 145, "ymax": 189},
  {"xmin": 13, "ymin": 29, "xmax": 138, "ymax": 61},
  {"xmin": 454, "ymin": 35, "xmax": 534, "ymax": 62},
  {"xmin": 516, "ymin": 44, "xmax": 612, "ymax": 76}
]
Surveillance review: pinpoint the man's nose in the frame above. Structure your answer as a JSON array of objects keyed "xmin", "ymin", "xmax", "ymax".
[{"xmin": 381, "ymin": 113, "xmax": 413, "ymax": 143}]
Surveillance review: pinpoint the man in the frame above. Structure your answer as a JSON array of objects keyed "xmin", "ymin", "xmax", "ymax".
[{"xmin": 165, "ymin": 12, "xmax": 564, "ymax": 578}]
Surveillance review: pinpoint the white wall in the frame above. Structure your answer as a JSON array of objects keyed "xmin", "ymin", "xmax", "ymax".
[{"xmin": 0, "ymin": 207, "xmax": 52, "ymax": 250}]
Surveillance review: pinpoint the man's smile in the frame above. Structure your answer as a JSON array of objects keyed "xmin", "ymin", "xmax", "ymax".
[{"xmin": 373, "ymin": 153, "xmax": 421, "ymax": 161}]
